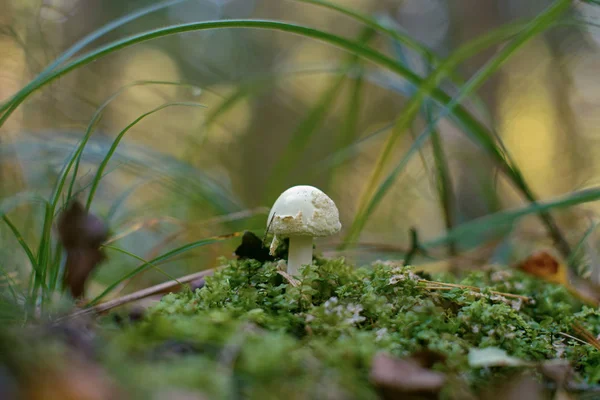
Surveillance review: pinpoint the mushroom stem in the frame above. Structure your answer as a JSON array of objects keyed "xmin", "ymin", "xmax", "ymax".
[{"xmin": 287, "ymin": 235, "xmax": 313, "ymax": 276}]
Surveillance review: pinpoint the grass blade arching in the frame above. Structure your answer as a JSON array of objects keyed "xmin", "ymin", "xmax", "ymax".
[
  {"xmin": 0, "ymin": 0, "xmax": 190, "ymax": 115},
  {"xmin": 2, "ymin": 216, "xmax": 38, "ymax": 279},
  {"xmin": 102, "ymin": 244, "xmax": 183, "ymax": 286},
  {"xmin": 87, "ymin": 231, "xmax": 244, "ymax": 305},
  {"xmin": 267, "ymin": 27, "xmax": 375, "ymax": 196},
  {"xmin": 423, "ymin": 187, "xmax": 600, "ymax": 250},
  {"xmin": 85, "ymin": 101, "xmax": 206, "ymax": 210},
  {"xmin": 344, "ymin": 0, "xmax": 571, "ymax": 247},
  {"xmin": 66, "ymin": 80, "xmax": 202, "ymax": 202},
  {"xmin": 0, "ymin": 18, "xmax": 500, "ymax": 145}
]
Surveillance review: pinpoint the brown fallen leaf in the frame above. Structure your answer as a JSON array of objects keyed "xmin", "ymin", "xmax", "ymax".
[
  {"xmin": 516, "ymin": 251, "xmax": 600, "ymax": 305},
  {"xmin": 370, "ymin": 352, "xmax": 445, "ymax": 399},
  {"xmin": 57, "ymin": 201, "xmax": 109, "ymax": 298},
  {"xmin": 517, "ymin": 251, "xmax": 567, "ymax": 285}
]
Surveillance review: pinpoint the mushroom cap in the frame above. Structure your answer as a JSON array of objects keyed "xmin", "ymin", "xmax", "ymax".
[{"xmin": 267, "ymin": 185, "xmax": 341, "ymax": 238}]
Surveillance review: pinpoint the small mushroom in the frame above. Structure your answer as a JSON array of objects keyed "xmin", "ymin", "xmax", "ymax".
[{"xmin": 267, "ymin": 185, "xmax": 341, "ymax": 275}]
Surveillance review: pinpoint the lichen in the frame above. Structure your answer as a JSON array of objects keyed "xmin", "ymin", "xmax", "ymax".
[{"xmin": 102, "ymin": 258, "xmax": 600, "ymax": 399}]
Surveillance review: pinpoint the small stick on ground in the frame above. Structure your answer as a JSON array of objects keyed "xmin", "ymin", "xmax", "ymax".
[
  {"xmin": 572, "ymin": 322, "xmax": 600, "ymax": 351},
  {"xmin": 63, "ymin": 267, "xmax": 221, "ymax": 320},
  {"xmin": 420, "ymin": 279, "xmax": 533, "ymax": 303}
]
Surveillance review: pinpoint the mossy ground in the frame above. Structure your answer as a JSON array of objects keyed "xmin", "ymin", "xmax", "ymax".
[{"xmin": 96, "ymin": 257, "xmax": 600, "ymax": 399}]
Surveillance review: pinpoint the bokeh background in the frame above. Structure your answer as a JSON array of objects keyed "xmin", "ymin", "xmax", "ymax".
[{"xmin": 2, "ymin": 0, "xmax": 600, "ymax": 298}]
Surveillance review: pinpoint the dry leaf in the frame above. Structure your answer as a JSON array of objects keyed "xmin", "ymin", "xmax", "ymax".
[
  {"xmin": 516, "ymin": 251, "xmax": 600, "ymax": 305},
  {"xmin": 516, "ymin": 251, "xmax": 567, "ymax": 285},
  {"xmin": 57, "ymin": 201, "xmax": 109, "ymax": 298},
  {"xmin": 370, "ymin": 352, "xmax": 445, "ymax": 399}
]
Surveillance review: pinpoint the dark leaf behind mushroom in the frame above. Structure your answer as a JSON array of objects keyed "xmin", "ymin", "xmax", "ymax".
[
  {"xmin": 57, "ymin": 201, "xmax": 109, "ymax": 298},
  {"xmin": 234, "ymin": 231, "xmax": 275, "ymax": 263}
]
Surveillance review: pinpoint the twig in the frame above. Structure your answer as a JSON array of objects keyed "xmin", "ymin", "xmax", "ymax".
[
  {"xmin": 63, "ymin": 267, "xmax": 220, "ymax": 320},
  {"xmin": 557, "ymin": 332, "xmax": 593, "ymax": 347},
  {"xmin": 420, "ymin": 279, "xmax": 533, "ymax": 302},
  {"xmin": 572, "ymin": 322, "xmax": 600, "ymax": 351}
]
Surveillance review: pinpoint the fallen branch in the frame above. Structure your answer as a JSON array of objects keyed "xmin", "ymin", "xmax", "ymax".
[{"xmin": 64, "ymin": 267, "xmax": 220, "ymax": 320}]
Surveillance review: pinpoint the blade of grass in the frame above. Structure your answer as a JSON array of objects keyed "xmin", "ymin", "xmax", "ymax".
[
  {"xmin": 84, "ymin": 101, "xmax": 206, "ymax": 210},
  {"xmin": 423, "ymin": 187, "xmax": 600, "ymax": 250},
  {"xmin": 7, "ymin": 132, "xmax": 243, "ymax": 215},
  {"xmin": 35, "ymin": 140, "xmax": 87, "ymax": 307},
  {"xmin": 309, "ymin": 122, "xmax": 393, "ymax": 175},
  {"xmin": 48, "ymin": 242, "xmax": 63, "ymax": 291},
  {"xmin": 291, "ymin": 0, "xmax": 517, "ymax": 118},
  {"xmin": 0, "ymin": 18, "xmax": 509, "ymax": 141},
  {"xmin": 427, "ymin": 101, "xmax": 456, "ymax": 258},
  {"xmin": 567, "ymin": 221, "xmax": 599, "ymax": 272},
  {"xmin": 66, "ymin": 80, "xmax": 202, "ymax": 202},
  {"xmin": 0, "ymin": 0, "xmax": 190, "ymax": 114},
  {"xmin": 338, "ymin": 68, "xmax": 364, "ymax": 149},
  {"xmin": 420, "ymin": 54, "xmax": 457, "ymax": 260},
  {"xmin": 87, "ymin": 231, "xmax": 244, "ymax": 305},
  {"xmin": 0, "ymin": 19, "xmax": 531, "ymax": 232},
  {"xmin": 0, "ymin": 265, "xmax": 19, "ymax": 302},
  {"xmin": 268, "ymin": 75, "xmax": 345, "ymax": 192},
  {"xmin": 102, "ymin": 244, "xmax": 183, "ymax": 286},
  {"xmin": 0, "ymin": 193, "xmax": 49, "ymax": 300},
  {"xmin": 181, "ymin": 64, "xmax": 344, "ymax": 164},
  {"xmin": 2, "ymin": 216, "xmax": 39, "ymax": 278},
  {"xmin": 344, "ymin": 0, "xmax": 571, "ymax": 247},
  {"xmin": 0, "ymin": 192, "xmax": 48, "ymax": 310},
  {"xmin": 0, "ymin": 192, "xmax": 47, "ymax": 218},
  {"xmin": 289, "ymin": 0, "xmax": 433, "ymax": 61},
  {"xmin": 0, "ymin": 20, "xmax": 412, "ymax": 127},
  {"xmin": 2, "ymin": 13, "xmax": 571, "ymax": 252},
  {"xmin": 195, "ymin": 64, "xmax": 344, "ymax": 139},
  {"xmin": 106, "ymin": 178, "xmax": 153, "ymax": 222},
  {"xmin": 267, "ymin": 27, "xmax": 376, "ymax": 196}
]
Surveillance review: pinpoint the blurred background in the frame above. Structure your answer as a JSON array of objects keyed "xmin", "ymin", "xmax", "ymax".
[{"xmin": 1, "ymin": 0, "xmax": 600, "ymax": 298}]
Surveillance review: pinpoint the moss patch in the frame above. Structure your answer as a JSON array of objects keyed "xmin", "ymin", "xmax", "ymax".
[{"xmin": 100, "ymin": 258, "xmax": 600, "ymax": 398}]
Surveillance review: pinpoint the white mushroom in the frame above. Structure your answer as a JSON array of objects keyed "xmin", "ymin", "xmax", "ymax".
[{"xmin": 267, "ymin": 185, "xmax": 341, "ymax": 276}]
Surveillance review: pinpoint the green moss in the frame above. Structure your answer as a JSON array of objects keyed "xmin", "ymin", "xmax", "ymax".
[{"xmin": 103, "ymin": 258, "xmax": 600, "ymax": 399}]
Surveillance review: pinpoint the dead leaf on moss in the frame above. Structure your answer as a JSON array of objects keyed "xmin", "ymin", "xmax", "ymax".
[
  {"xmin": 370, "ymin": 352, "xmax": 445, "ymax": 399},
  {"xmin": 516, "ymin": 251, "xmax": 567, "ymax": 285},
  {"xmin": 57, "ymin": 201, "xmax": 109, "ymax": 298},
  {"xmin": 516, "ymin": 251, "xmax": 600, "ymax": 305}
]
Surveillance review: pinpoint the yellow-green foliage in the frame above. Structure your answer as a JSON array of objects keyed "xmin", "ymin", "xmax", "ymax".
[{"xmin": 104, "ymin": 258, "xmax": 600, "ymax": 399}]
